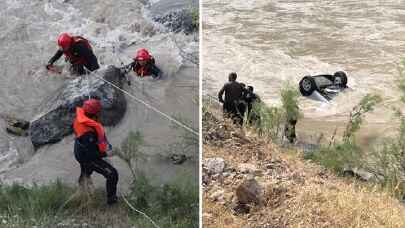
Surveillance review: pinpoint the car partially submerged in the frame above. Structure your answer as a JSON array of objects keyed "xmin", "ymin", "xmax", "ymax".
[{"xmin": 299, "ymin": 71, "xmax": 348, "ymax": 99}]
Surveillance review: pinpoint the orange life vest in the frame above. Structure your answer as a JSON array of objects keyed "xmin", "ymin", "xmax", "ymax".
[
  {"xmin": 63, "ymin": 36, "xmax": 92, "ymax": 65},
  {"xmin": 73, "ymin": 107, "xmax": 107, "ymax": 154}
]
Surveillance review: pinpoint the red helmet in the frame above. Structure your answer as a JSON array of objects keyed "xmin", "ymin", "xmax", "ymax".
[
  {"xmin": 134, "ymin": 48, "xmax": 151, "ymax": 61},
  {"xmin": 83, "ymin": 99, "xmax": 102, "ymax": 115},
  {"xmin": 57, "ymin": 33, "xmax": 73, "ymax": 50}
]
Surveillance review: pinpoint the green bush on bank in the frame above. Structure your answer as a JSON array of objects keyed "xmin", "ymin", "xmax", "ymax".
[
  {"xmin": 247, "ymin": 84, "xmax": 301, "ymax": 142},
  {"xmin": 129, "ymin": 174, "xmax": 199, "ymax": 228},
  {"xmin": 0, "ymin": 177, "xmax": 198, "ymax": 228},
  {"xmin": 0, "ymin": 181, "xmax": 75, "ymax": 226},
  {"xmin": 305, "ymin": 94, "xmax": 381, "ymax": 174}
]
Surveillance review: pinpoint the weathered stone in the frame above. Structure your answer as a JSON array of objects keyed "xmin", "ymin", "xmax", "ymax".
[
  {"xmin": 235, "ymin": 178, "xmax": 264, "ymax": 205},
  {"xmin": 30, "ymin": 66, "xmax": 127, "ymax": 149},
  {"xmin": 343, "ymin": 167, "xmax": 376, "ymax": 181},
  {"xmin": 238, "ymin": 163, "xmax": 259, "ymax": 174},
  {"xmin": 205, "ymin": 157, "xmax": 225, "ymax": 175},
  {"xmin": 209, "ymin": 189, "xmax": 224, "ymax": 202}
]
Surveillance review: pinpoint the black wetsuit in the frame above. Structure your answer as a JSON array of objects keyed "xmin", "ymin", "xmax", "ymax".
[
  {"xmin": 218, "ymin": 81, "xmax": 244, "ymax": 124},
  {"xmin": 48, "ymin": 42, "xmax": 99, "ymax": 75},
  {"xmin": 74, "ymin": 131, "xmax": 118, "ymax": 203}
]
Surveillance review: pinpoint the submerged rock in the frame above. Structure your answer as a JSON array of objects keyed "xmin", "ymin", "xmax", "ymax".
[
  {"xmin": 30, "ymin": 66, "xmax": 127, "ymax": 149},
  {"xmin": 169, "ymin": 154, "xmax": 187, "ymax": 165},
  {"xmin": 153, "ymin": 9, "xmax": 197, "ymax": 34},
  {"xmin": 2, "ymin": 115, "xmax": 30, "ymax": 137}
]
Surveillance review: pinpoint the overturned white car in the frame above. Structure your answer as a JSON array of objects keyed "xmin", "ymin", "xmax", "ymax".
[{"xmin": 299, "ymin": 71, "xmax": 348, "ymax": 99}]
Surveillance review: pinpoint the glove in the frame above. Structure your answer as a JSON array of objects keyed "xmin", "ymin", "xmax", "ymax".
[{"xmin": 46, "ymin": 64, "xmax": 53, "ymax": 70}]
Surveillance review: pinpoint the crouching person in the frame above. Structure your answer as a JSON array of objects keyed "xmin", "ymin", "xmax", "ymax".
[{"xmin": 73, "ymin": 99, "xmax": 119, "ymax": 205}]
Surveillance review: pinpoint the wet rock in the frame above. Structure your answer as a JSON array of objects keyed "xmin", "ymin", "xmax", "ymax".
[
  {"xmin": 235, "ymin": 178, "xmax": 264, "ymax": 205},
  {"xmin": 205, "ymin": 157, "xmax": 225, "ymax": 175},
  {"xmin": 2, "ymin": 115, "xmax": 30, "ymax": 137},
  {"xmin": 170, "ymin": 154, "xmax": 187, "ymax": 165},
  {"xmin": 153, "ymin": 9, "xmax": 197, "ymax": 34},
  {"xmin": 30, "ymin": 66, "xmax": 127, "ymax": 149},
  {"xmin": 150, "ymin": 0, "xmax": 198, "ymax": 34}
]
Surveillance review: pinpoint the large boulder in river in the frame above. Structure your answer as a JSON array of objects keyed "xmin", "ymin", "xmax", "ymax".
[{"xmin": 30, "ymin": 66, "xmax": 127, "ymax": 149}]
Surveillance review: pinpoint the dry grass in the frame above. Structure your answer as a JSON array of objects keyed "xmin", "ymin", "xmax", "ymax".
[
  {"xmin": 279, "ymin": 181, "xmax": 405, "ymax": 227},
  {"xmin": 203, "ymin": 199, "xmax": 247, "ymax": 228}
]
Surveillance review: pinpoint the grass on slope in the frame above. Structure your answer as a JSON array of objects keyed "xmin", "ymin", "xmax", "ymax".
[{"xmin": 0, "ymin": 175, "xmax": 198, "ymax": 228}]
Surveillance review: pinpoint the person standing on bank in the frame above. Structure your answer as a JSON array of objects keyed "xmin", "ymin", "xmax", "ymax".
[
  {"xmin": 73, "ymin": 99, "xmax": 119, "ymax": 205},
  {"xmin": 218, "ymin": 72, "xmax": 244, "ymax": 125}
]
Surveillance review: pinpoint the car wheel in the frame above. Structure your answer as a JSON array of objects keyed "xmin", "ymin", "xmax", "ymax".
[
  {"xmin": 334, "ymin": 71, "xmax": 347, "ymax": 87},
  {"xmin": 299, "ymin": 76, "xmax": 317, "ymax": 96}
]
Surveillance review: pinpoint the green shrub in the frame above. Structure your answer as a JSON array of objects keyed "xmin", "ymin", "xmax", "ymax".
[
  {"xmin": 249, "ymin": 102, "xmax": 284, "ymax": 140},
  {"xmin": 281, "ymin": 84, "xmax": 301, "ymax": 122},
  {"xmin": 343, "ymin": 94, "xmax": 381, "ymax": 142},
  {"xmin": 247, "ymin": 85, "xmax": 301, "ymax": 143},
  {"xmin": 305, "ymin": 141, "xmax": 361, "ymax": 173},
  {"xmin": 306, "ymin": 94, "xmax": 381, "ymax": 174},
  {"xmin": 128, "ymin": 174, "xmax": 198, "ymax": 228},
  {"xmin": 0, "ymin": 181, "xmax": 74, "ymax": 219},
  {"xmin": 118, "ymin": 131, "xmax": 144, "ymax": 179},
  {"xmin": 119, "ymin": 131, "xmax": 198, "ymax": 227},
  {"xmin": 0, "ymin": 180, "xmax": 78, "ymax": 227}
]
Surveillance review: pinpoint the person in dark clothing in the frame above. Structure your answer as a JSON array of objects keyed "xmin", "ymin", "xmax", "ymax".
[
  {"xmin": 218, "ymin": 72, "xmax": 244, "ymax": 125},
  {"xmin": 128, "ymin": 48, "xmax": 162, "ymax": 79},
  {"xmin": 284, "ymin": 118, "xmax": 297, "ymax": 144},
  {"xmin": 237, "ymin": 83, "xmax": 247, "ymax": 121},
  {"xmin": 73, "ymin": 99, "xmax": 118, "ymax": 205},
  {"xmin": 47, "ymin": 33, "xmax": 100, "ymax": 75},
  {"xmin": 244, "ymin": 86, "xmax": 260, "ymax": 117}
]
